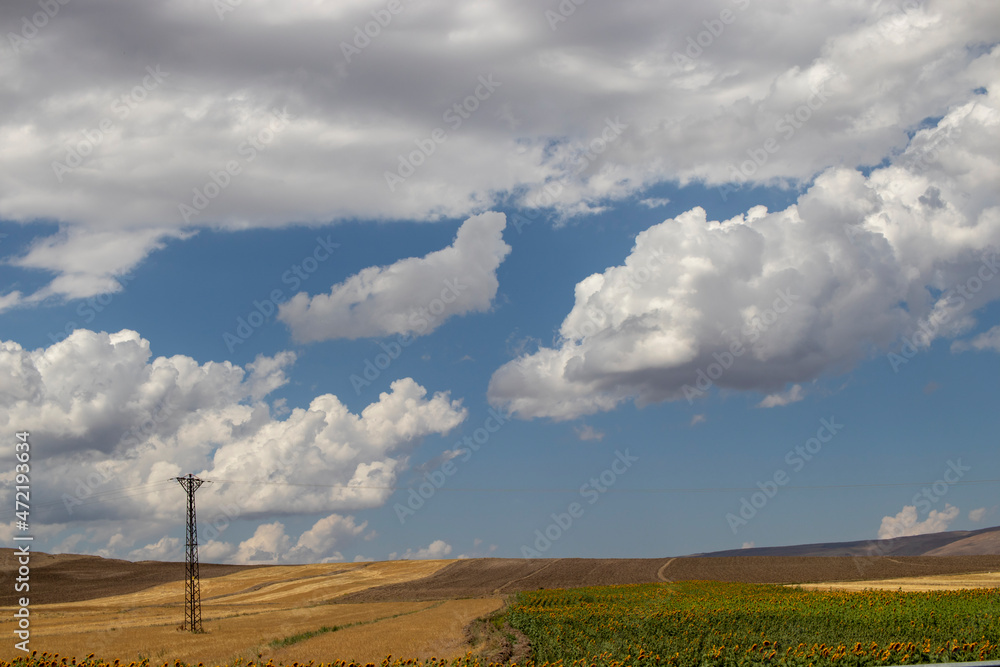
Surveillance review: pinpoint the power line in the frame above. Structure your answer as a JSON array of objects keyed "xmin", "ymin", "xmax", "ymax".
[
  {"xmin": 206, "ymin": 477, "xmax": 1000, "ymax": 494},
  {"xmin": 22, "ymin": 476, "xmax": 1000, "ymax": 516},
  {"xmin": 32, "ymin": 479, "xmax": 177, "ymax": 511},
  {"xmin": 174, "ymin": 474, "xmax": 209, "ymax": 634}
]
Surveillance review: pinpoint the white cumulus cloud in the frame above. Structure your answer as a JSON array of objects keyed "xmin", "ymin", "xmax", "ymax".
[
  {"xmin": 878, "ymin": 504, "xmax": 960, "ymax": 540},
  {"xmin": 969, "ymin": 507, "xmax": 987, "ymax": 522},
  {"xmin": 952, "ymin": 325, "xmax": 1000, "ymax": 353},
  {"xmin": 278, "ymin": 212, "xmax": 510, "ymax": 342},
  {"xmin": 390, "ymin": 539, "xmax": 453, "ymax": 560},
  {"xmin": 573, "ymin": 424, "xmax": 605, "ymax": 441},
  {"xmin": 488, "ymin": 78, "xmax": 1000, "ymax": 420},
  {"xmin": 758, "ymin": 384, "xmax": 805, "ymax": 408},
  {"xmin": 0, "ymin": 328, "xmax": 467, "ymax": 559}
]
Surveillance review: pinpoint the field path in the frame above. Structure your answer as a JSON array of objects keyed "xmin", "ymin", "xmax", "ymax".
[
  {"xmin": 494, "ymin": 558, "xmax": 561, "ymax": 593},
  {"xmin": 657, "ymin": 558, "xmax": 676, "ymax": 582}
]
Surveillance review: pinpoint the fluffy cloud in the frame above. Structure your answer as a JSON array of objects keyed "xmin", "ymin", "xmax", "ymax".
[
  {"xmin": 573, "ymin": 424, "xmax": 605, "ymax": 441},
  {"xmin": 390, "ymin": 539, "xmax": 453, "ymax": 560},
  {"xmin": 233, "ymin": 522, "xmax": 291, "ymax": 564},
  {"xmin": 0, "ymin": 328, "xmax": 466, "ymax": 558},
  {"xmin": 2, "ymin": 1, "xmax": 998, "ymax": 306},
  {"xmin": 287, "ymin": 514, "xmax": 368, "ymax": 564},
  {"xmin": 968, "ymin": 507, "xmax": 987, "ymax": 522},
  {"xmin": 878, "ymin": 504, "xmax": 960, "ymax": 539},
  {"xmin": 757, "ymin": 384, "xmax": 805, "ymax": 408},
  {"xmin": 128, "ymin": 536, "xmax": 181, "ymax": 562},
  {"xmin": 6, "ymin": 227, "xmax": 193, "ymax": 307},
  {"xmin": 489, "ymin": 79, "xmax": 1000, "ymax": 419},
  {"xmin": 278, "ymin": 212, "xmax": 510, "ymax": 342},
  {"xmin": 951, "ymin": 325, "xmax": 1000, "ymax": 353}
]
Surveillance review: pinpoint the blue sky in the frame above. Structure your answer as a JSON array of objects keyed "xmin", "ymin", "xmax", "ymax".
[{"xmin": 1, "ymin": 0, "xmax": 999, "ymax": 563}]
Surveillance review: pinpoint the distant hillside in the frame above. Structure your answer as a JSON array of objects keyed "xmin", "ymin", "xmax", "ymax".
[
  {"xmin": 695, "ymin": 525, "xmax": 1000, "ymax": 558},
  {"xmin": 0, "ymin": 548, "xmax": 262, "ymax": 605}
]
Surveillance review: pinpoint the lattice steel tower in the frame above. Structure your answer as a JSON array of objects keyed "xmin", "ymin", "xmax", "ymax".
[{"xmin": 174, "ymin": 474, "xmax": 208, "ymax": 633}]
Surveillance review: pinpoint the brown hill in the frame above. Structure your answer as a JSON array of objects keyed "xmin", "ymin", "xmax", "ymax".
[
  {"xmin": 0, "ymin": 548, "xmax": 263, "ymax": 606},
  {"xmin": 693, "ymin": 525, "xmax": 1000, "ymax": 558},
  {"xmin": 925, "ymin": 529, "xmax": 1000, "ymax": 555},
  {"xmin": 6, "ymin": 525, "xmax": 1000, "ymax": 606},
  {"xmin": 336, "ymin": 554, "xmax": 1000, "ymax": 602},
  {"xmin": 337, "ymin": 557, "xmax": 665, "ymax": 602}
]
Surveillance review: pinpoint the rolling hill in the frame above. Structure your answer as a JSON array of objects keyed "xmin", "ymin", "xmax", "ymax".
[{"xmin": 693, "ymin": 524, "xmax": 1000, "ymax": 558}]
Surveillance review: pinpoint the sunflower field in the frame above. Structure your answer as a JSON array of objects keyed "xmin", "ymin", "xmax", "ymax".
[{"xmin": 504, "ymin": 581, "xmax": 1000, "ymax": 666}]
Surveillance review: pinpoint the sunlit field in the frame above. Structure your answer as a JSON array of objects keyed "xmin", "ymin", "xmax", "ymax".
[
  {"xmin": 0, "ymin": 561, "xmax": 501, "ymax": 665},
  {"xmin": 504, "ymin": 581, "xmax": 1000, "ymax": 666}
]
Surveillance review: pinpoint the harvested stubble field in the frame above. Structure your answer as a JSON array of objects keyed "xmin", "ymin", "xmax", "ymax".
[
  {"xmin": 0, "ymin": 558, "xmax": 499, "ymax": 665},
  {"xmin": 3, "ymin": 552, "xmax": 1000, "ymax": 666}
]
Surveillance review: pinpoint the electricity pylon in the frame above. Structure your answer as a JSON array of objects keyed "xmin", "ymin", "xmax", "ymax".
[{"xmin": 174, "ymin": 473, "xmax": 209, "ymax": 632}]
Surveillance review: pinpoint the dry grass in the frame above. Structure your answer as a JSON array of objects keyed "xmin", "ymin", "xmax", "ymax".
[
  {"xmin": 795, "ymin": 570, "xmax": 1000, "ymax": 592},
  {"xmin": 0, "ymin": 560, "xmax": 453, "ymax": 664},
  {"xmin": 268, "ymin": 598, "xmax": 504, "ymax": 664}
]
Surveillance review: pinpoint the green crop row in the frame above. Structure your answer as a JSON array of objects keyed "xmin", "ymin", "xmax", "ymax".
[{"xmin": 504, "ymin": 580, "xmax": 1000, "ymax": 666}]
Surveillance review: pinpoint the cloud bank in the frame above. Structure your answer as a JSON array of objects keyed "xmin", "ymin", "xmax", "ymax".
[
  {"xmin": 489, "ymin": 77, "xmax": 1000, "ymax": 419},
  {"xmin": 0, "ymin": 328, "xmax": 466, "ymax": 560},
  {"xmin": 2, "ymin": 0, "xmax": 997, "ymax": 306}
]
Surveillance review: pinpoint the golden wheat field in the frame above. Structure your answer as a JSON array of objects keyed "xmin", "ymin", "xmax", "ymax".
[{"xmin": 0, "ymin": 560, "xmax": 501, "ymax": 665}]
